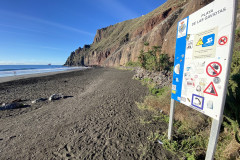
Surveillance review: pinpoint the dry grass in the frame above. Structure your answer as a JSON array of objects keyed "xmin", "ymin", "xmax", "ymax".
[
  {"xmin": 136, "ymin": 84, "xmax": 240, "ymax": 159},
  {"xmin": 215, "ymin": 129, "xmax": 240, "ymax": 160},
  {"xmin": 223, "ymin": 138, "xmax": 240, "ymax": 159},
  {"xmin": 215, "ymin": 117, "xmax": 240, "ymax": 160},
  {"xmin": 140, "ymin": 85, "xmax": 208, "ymax": 131}
]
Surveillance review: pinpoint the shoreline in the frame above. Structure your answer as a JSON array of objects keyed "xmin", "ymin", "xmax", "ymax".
[{"xmin": 0, "ymin": 67, "xmax": 90, "ymax": 84}]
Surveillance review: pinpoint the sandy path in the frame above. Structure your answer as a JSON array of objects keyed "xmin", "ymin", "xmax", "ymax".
[{"xmin": 0, "ymin": 68, "xmax": 177, "ymax": 159}]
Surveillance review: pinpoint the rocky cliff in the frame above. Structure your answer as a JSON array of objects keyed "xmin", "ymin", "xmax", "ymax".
[{"xmin": 65, "ymin": 0, "xmax": 239, "ymax": 67}]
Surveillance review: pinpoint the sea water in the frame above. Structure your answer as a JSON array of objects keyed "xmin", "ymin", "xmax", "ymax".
[{"xmin": 0, "ymin": 65, "xmax": 87, "ymax": 78}]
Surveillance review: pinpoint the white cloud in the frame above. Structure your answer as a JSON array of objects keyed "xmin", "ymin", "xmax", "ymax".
[
  {"xmin": 0, "ymin": 10, "xmax": 95, "ymax": 36},
  {"xmin": 0, "ymin": 23, "xmax": 47, "ymax": 34}
]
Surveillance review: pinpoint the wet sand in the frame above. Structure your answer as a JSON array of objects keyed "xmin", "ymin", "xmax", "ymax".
[{"xmin": 0, "ymin": 67, "xmax": 177, "ymax": 159}]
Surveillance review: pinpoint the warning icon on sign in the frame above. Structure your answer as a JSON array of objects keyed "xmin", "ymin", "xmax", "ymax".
[
  {"xmin": 204, "ymin": 82, "xmax": 218, "ymax": 96},
  {"xmin": 196, "ymin": 38, "xmax": 204, "ymax": 46}
]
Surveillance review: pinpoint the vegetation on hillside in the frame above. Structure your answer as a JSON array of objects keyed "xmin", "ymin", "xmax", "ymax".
[
  {"xmin": 82, "ymin": 0, "xmax": 188, "ymax": 52},
  {"xmin": 137, "ymin": 44, "xmax": 172, "ymax": 71}
]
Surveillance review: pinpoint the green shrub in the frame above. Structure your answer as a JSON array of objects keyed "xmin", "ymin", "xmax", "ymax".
[
  {"xmin": 149, "ymin": 87, "xmax": 166, "ymax": 97},
  {"xmin": 148, "ymin": 131, "xmax": 206, "ymax": 160},
  {"xmin": 145, "ymin": 50, "xmax": 158, "ymax": 70},
  {"xmin": 225, "ymin": 28, "xmax": 240, "ymax": 124},
  {"xmin": 138, "ymin": 45, "xmax": 172, "ymax": 71},
  {"xmin": 159, "ymin": 53, "xmax": 171, "ymax": 71},
  {"xmin": 235, "ymin": 27, "xmax": 240, "ymax": 41},
  {"xmin": 144, "ymin": 42, "xmax": 149, "ymax": 46}
]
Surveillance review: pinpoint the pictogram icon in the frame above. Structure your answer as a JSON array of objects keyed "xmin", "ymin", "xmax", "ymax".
[
  {"xmin": 191, "ymin": 94, "xmax": 204, "ymax": 109},
  {"xmin": 196, "ymin": 38, "xmax": 204, "ymax": 46},
  {"xmin": 218, "ymin": 36, "xmax": 228, "ymax": 45},
  {"xmin": 204, "ymin": 82, "xmax": 218, "ymax": 96},
  {"xmin": 206, "ymin": 62, "xmax": 222, "ymax": 77}
]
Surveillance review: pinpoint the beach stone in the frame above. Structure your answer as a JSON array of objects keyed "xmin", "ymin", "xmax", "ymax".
[
  {"xmin": 32, "ymin": 98, "xmax": 47, "ymax": 104},
  {"xmin": 0, "ymin": 102, "xmax": 24, "ymax": 110},
  {"xmin": 49, "ymin": 94, "xmax": 64, "ymax": 101}
]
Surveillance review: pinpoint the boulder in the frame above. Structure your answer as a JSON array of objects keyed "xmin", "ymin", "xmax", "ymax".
[
  {"xmin": 49, "ymin": 94, "xmax": 64, "ymax": 101},
  {"xmin": 0, "ymin": 102, "xmax": 24, "ymax": 110},
  {"xmin": 32, "ymin": 98, "xmax": 47, "ymax": 104}
]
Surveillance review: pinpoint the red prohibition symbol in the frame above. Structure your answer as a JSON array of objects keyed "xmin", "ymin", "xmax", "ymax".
[
  {"xmin": 218, "ymin": 36, "xmax": 228, "ymax": 45},
  {"xmin": 206, "ymin": 62, "xmax": 222, "ymax": 77}
]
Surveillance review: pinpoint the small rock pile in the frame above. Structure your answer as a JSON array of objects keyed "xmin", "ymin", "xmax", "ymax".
[
  {"xmin": 0, "ymin": 93, "xmax": 70, "ymax": 111},
  {"xmin": 32, "ymin": 93, "xmax": 66, "ymax": 103},
  {"xmin": 133, "ymin": 67, "xmax": 173, "ymax": 88}
]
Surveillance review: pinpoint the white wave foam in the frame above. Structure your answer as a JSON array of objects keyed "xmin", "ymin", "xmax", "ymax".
[{"xmin": 0, "ymin": 67, "xmax": 89, "ymax": 78}]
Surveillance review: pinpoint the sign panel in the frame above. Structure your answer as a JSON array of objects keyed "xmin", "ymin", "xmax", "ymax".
[{"xmin": 171, "ymin": 0, "xmax": 235, "ymax": 120}]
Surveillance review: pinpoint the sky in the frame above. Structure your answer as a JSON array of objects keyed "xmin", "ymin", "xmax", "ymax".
[{"xmin": 0, "ymin": 0, "xmax": 167, "ymax": 65}]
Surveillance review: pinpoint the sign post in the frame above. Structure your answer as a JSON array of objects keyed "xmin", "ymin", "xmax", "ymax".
[
  {"xmin": 205, "ymin": 119, "xmax": 222, "ymax": 160},
  {"xmin": 168, "ymin": 0, "xmax": 238, "ymax": 159},
  {"xmin": 168, "ymin": 99, "xmax": 176, "ymax": 140}
]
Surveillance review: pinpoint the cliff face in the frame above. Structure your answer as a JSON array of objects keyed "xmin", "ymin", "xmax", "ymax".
[{"xmin": 65, "ymin": 0, "xmax": 239, "ymax": 67}]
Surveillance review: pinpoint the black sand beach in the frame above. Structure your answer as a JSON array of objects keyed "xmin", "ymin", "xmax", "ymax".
[{"xmin": 0, "ymin": 68, "xmax": 176, "ymax": 159}]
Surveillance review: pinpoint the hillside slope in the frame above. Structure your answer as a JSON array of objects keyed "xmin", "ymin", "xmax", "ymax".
[{"xmin": 65, "ymin": 0, "xmax": 239, "ymax": 67}]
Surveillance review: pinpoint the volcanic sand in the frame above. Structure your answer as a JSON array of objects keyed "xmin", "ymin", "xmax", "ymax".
[{"xmin": 0, "ymin": 67, "xmax": 177, "ymax": 159}]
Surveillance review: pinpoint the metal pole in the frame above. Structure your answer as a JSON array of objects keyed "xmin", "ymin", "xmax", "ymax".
[
  {"xmin": 205, "ymin": 0, "xmax": 238, "ymax": 159},
  {"xmin": 205, "ymin": 119, "xmax": 222, "ymax": 160},
  {"xmin": 168, "ymin": 99, "xmax": 176, "ymax": 140}
]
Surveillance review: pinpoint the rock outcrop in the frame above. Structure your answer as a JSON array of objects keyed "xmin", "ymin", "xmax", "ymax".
[
  {"xmin": 133, "ymin": 68, "xmax": 173, "ymax": 88},
  {"xmin": 65, "ymin": 0, "xmax": 239, "ymax": 67}
]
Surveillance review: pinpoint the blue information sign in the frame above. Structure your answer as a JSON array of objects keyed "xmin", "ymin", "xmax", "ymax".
[{"xmin": 171, "ymin": 17, "xmax": 189, "ymax": 102}]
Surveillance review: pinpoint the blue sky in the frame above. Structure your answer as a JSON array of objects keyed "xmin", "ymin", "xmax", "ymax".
[{"xmin": 0, "ymin": 0, "xmax": 167, "ymax": 65}]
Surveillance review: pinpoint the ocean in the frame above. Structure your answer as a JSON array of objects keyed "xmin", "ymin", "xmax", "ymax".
[{"xmin": 0, "ymin": 65, "xmax": 87, "ymax": 78}]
